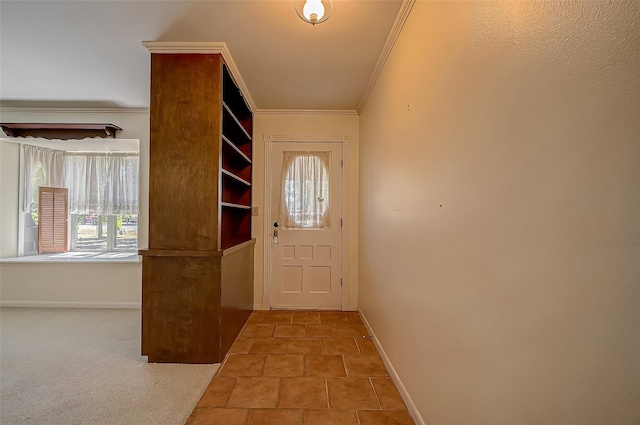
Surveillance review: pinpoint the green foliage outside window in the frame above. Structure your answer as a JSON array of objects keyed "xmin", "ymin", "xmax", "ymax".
[{"xmin": 30, "ymin": 162, "xmax": 46, "ymax": 224}]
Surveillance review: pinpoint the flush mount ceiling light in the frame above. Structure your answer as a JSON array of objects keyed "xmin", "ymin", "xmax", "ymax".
[{"xmin": 295, "ymin": 0, "xmax": 333, "ymax": 25}]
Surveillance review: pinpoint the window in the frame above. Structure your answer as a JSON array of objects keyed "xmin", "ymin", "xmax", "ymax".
[
  {"xmin": 22, "ymin": 145, "xmax": 139, "ymax": 254},
  {"xmin": 65, "ymin": 152, "xmax": 139, "ymax": 252},
  {"xmin": 278, "ymin": 151, "xmax": 331, "ymax": 228},
  {"xmin": 70, "ymin": 213, "xmax": 138, "ymax": 251}
]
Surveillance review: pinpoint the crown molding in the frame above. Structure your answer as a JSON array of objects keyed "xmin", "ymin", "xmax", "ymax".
[
  {"xmin": 0, "ymin": 107, "xmax": 149, "ymax": 115},
  {"xmin": 255, "ymin": 109, "xmax": 358, "ymax": 116},
  {"xmin": 142, "ymin": 41, "xmax": 228, "ymax": 54},
  {"xmin": 356, "ymin": 0, "xmax": 415, "ymax": 114},
  {"xmin": 264, "ymin": 134, "xmax": 349, "ymax": 143},
  {"xmin": 142, "ymin": 41, "xmax": 257, "ymax": 113}
]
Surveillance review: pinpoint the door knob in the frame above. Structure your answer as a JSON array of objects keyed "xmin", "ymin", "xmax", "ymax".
[{"xmin": 273, "ymin": 222, "xmax": 279, "ymax": 244}]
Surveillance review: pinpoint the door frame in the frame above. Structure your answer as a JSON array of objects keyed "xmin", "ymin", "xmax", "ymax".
[{"xmin": 263, "ymin": 134, "xmax": 351, "ymax": 310}]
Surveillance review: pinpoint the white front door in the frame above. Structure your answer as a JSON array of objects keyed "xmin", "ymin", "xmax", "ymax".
[{"xmin": 270, "ymin": 142, "xmax": 342, "ymax": 309}]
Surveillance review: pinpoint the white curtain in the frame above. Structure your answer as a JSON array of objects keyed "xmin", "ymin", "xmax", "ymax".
[
  {"xmin": 278, "ymin": 151, "xmax": 331, "ymax": 228},
  {"xmin": 22, "ymin": 145, "xmax": 65, "ymax": 212},
  {"xmin": 64, "ymin": 153, "xmax": 138, "ymax": 215}
]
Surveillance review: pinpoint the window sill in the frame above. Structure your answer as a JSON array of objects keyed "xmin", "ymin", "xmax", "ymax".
[{"xmin": 0, "ymin": 252, "xmax": 141, "ymax": 265}]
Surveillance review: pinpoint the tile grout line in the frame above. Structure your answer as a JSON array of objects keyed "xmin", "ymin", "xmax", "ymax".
[
  {"xmin": 341, "ymin": 354, "xmax": 348, "ymax": 379},
  {"xmin": 222, "ymin": 377, "xmax": 238, "ymax": 408},
  {"xmin": 324, "ymin": 377, "xmax": 330, "ymax": 409},
  {"xmin": 246, "ymin": 337, "xmax": 255, "ymax": 353},
  {"xmin": 259, "ymin": 351, "xmax": 268, "ymax": 375},
  {"xmin": 303, "ymin": 353, "xmax": 308, "ymax": 377},
  {"xmin": 369, "ymin": 377, "xmax": 383, "ymax": 410},
  {"xmin": 276, "ymin": 376, "xmax": 283, "ymax": 409}
]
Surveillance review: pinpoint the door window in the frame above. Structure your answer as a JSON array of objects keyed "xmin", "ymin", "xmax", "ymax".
[{"xmin": 279, "ymin": 151, "xmax": 331, "ymax": 228}]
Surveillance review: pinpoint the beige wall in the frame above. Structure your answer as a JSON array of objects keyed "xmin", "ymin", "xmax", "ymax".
[
  {"xmin": 359, "ymin": 2, "xmax": 640, "ymax": 425},
  {"xmin": 0, "ymin": 109, "xmax": 148, "ymax": 306},
  {"xmin": 1, "ymin": 262, "xmax": 141, "ymax": 307},
  {"xmin": 253, "ymin": 112, "xmax": 359, "ymax": 310},
  {"xmin": 0, "ymin": 142, "xmax": 20, "ymax": 258}
]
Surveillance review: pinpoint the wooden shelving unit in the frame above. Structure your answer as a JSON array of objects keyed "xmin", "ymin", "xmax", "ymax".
[
  {"xmin": 139, "ymin": 47, "xmax": 255, "ymax": 364},
  {"xmin": 220, "ymin": 65, "xmax": 253, "ymax": 250}
]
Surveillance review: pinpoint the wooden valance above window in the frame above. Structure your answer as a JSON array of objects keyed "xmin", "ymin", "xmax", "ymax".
[{"xmin": 0, "ymin": 123, "xmax": 122, "ymax": 140}]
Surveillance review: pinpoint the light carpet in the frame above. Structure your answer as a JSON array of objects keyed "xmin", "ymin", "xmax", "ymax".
[{"xmin": 0, "ymin": 308, "xmax": 218, "ymax": 425}]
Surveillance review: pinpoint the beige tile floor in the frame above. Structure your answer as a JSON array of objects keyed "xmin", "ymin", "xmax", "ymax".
[{"xmin": 185, "ymin": 311, "xmax": 416, "ymax": 425}]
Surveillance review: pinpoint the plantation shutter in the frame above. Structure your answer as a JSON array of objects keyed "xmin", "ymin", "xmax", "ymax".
[{"xmin": 38, "ymin": 187, "xmax": 68, "ymax": 254}]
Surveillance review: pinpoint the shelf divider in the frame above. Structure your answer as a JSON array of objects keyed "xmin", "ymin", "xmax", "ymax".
[
  {"xmin": 221, "ymin": 202, "xmax": 251, "ymax": 210},
  {"xmin": 221, "ymin": 168, "xmax": 251, "ymax": 186},
  {"xmin": 222, "ymin": 134, "xmax": 251, "ymax": 163},
  {"xmin": 223, "ymin": 103, "xmax": 252, "ymax": 140}
]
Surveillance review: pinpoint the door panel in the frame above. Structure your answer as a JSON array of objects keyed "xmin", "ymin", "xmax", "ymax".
[{"xmin": 271, "ymin": 142, "xmax": 342, "ymax": 309}]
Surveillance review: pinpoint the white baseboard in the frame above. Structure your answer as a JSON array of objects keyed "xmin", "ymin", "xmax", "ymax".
[
  {"xmin": 358, "ymin": 307, "xmax": 425, "ymax": 425},
  {"xmin": 251, "ymin": 304, "xmax": 357, "ymax": 311},
  {"xmin": 0, "ymin": 301, "xmax": 141, "ymax": 309}
]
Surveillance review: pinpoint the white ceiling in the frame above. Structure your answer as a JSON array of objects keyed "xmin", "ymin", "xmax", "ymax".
[{"xmin": 0, "ymin": 0, "xmax": 403, "ymax": 111}]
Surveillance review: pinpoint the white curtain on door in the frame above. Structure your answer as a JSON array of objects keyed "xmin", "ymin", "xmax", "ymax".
[
  {"xmin": 64, "ymin": 153, "xmax": 139, "ymax": 215},
  {"xmin": 279, "ymin": 151, "xmax": 331, "ymax": 229},
  {"xmin": 22, "ymin": 145, "xmax": 65, "ymax": 212}
]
